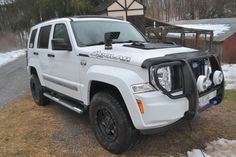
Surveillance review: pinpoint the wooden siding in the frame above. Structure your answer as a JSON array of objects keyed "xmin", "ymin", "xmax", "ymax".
[{"xmin": 222, "ymin": 33, "xmax": 236, "ymax": 63}]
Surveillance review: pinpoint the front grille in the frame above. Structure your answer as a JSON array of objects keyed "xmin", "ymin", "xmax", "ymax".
[
  {"xmin": 190, "ymin": 58, "xmax": 208, "ymax": 80},
  {"xmin": 170, "ymin": 64, "xmax": 183, "ymax": 92}
]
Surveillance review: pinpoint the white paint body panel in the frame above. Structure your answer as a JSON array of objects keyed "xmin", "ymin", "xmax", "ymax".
[{"xmin": 27, "ymin": 18, "xmax": 197, "ymax": 130}]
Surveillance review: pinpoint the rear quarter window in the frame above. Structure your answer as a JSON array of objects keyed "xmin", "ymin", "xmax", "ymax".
[
  {"xmin": 29, "ymin": 29, "xmax": 37, "ymax": 48},
  {"xmin": 37, "ymin": 25, "xmax": 52, "ymax": 49}
]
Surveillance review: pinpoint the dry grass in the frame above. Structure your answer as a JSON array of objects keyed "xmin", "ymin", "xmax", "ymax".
[{"xmin": 0, "ymin": 91, "xmax": 236, "ymax": 157}]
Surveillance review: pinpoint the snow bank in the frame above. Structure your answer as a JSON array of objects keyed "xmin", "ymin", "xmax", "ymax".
[
  {"xmin": 222, "ymin": 64, "xmax": 236, "ymax": 90},
  {"xmin": 0, "ymin": 49, "xmax": 25, "ymax": 67},
  {"xmin": 187, "ymin": 138, "xmax": 236, "ymax": 157}
]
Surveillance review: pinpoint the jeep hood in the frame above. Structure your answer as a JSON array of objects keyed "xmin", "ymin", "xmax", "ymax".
[{"xmin": 79, "ymin": 43, "xmax": 198, "ymax": 67}]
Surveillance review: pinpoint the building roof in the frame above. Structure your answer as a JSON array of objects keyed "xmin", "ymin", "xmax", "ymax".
[
  {"xmin": 94, "ymin": 0, "xmax": 116, "ymax": 14},
  {"xmin": 170, "ymin": 18, "xmax": 236, "ymax": 42}
]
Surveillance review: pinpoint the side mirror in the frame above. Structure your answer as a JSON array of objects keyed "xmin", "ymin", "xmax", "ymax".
[
  {"xmin": 104, "ymin": 32, "xmax": 120, "ymax": 50},
  {"xmin": 52, "ymin": 38, "xmax": 72, "ymax": 51}
]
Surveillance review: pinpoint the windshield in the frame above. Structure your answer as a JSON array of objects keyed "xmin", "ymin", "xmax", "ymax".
[{"xmin": 71, "ymin": 20, "xmax": 147, "ymax": 47}]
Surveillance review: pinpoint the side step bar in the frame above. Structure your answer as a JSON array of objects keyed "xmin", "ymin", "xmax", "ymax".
[{"xmin": 43, "ymin": 93, "xmax": 84, "ymax": 114}]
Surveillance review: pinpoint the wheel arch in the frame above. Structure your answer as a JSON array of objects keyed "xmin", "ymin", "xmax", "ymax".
[
  {"xmin": 28, "ymin": 66, "xmax": 45, "ymax": 86},
  {"xmin": 85, "ymin": 65, "xmax": 147, "ymax": 129},
  {"xmin": 89, "ymin": 80, "xmax": 135, "ymax": 128},
  {"xmin": 29, "ymin": 66, "xmax": 38, "ymax": 76}
]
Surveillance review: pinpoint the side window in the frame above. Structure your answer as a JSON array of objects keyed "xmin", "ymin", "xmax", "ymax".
[
  {"xmin": 29, "ymin": 29, "xmax": 37, "ymax": 48},
  {"xmin": 53, "ymin": 24, "xmax": 70, "ymax": 44},
  {"xmin": 38, "ymin": 25, "xmax": 52, "ymax": 49}
]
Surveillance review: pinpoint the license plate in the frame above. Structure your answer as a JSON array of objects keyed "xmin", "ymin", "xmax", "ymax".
[{"xmin": 199, "ymin": 90, "xmax": 217, "ymax": 108}]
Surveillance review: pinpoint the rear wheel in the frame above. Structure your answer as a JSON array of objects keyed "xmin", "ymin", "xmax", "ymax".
[
  {"xmin": 30, "ymin": 75, "xmax": 49, "ymax": 106},
  {"xmin": 89, "ymin": 91, "xmax": 139, "ymax": 154}
]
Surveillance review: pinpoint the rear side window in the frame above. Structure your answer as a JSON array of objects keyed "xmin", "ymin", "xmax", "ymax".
[
  {"xmin": 38, "ymin": 25, "xmax": 52, "ymax": 49},
  {"xmin": 29, "ymin": 29, "xmax": 37, "ymax": 48},
  {"xmin": 53, "ymin": 24, "xmax": 70, "ymax": 43}
]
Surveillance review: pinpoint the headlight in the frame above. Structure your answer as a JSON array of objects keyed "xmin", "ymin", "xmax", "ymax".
[
  {"xmin": 150, "ymin": 66, "xmax": 172, "ymax": 92},
  {"xmin": 131, "ymin": 83, "xmax": 155, "ymax": 94},
  {"xmin": 213, "ymin": 70, "xmax": 223, "ymax": 85}
]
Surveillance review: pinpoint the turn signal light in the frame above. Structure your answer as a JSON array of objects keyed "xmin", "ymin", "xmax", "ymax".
[{"xmin": 136, "ymin": 99, "xmax": 144, "ymax": 114}]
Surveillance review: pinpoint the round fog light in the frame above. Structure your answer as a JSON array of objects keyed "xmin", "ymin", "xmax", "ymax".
[
  {"xmin": 213, "ymin": 70, "xmax": 223, "ymax": 85},
  {"xmin": 197, "ymin": 75, "xmax": 208, "ymax": 92}
]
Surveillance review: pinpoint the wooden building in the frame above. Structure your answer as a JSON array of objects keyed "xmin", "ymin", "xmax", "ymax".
[
  {"xmin": 171, "ymin": 18, "xmax": 236, "ymax": 63},
  {"xmin": 94, "ymin": 0, "xmax": 145, "ymax": 33}
]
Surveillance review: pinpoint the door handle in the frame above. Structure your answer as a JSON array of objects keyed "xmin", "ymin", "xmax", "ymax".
[
  {"xmin": 33, "ymin": 52, "xmax": 39, "ymax": 55},
  {"xmin": 47, "ymin": 54, "xmax": 55, "ymax": 58}
]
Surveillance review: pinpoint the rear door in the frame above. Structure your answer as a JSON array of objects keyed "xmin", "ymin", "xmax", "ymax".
[
  {"xmin": 37, "ymin": 25, "xmax": 52, "ymax": 80},
  {"xmin": 42, "ymin": 22, "xmax": 81, "ymax": 100},
  {"xmin": 28, "ymin": 28, "xmax": 38, "ymax": 67}
]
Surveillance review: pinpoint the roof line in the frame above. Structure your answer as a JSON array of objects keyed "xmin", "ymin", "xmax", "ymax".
[
  {"xmin": 69, "ymin": 15, "xmax": 122, "ymax": 21},
  {"xmin": 33, "ymin": 15, "xmax": 122, "ymax": 26}
]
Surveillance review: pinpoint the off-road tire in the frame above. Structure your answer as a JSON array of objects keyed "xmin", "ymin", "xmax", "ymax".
[
  {"xmin": 30, "ymin": 74, "xmax": 49, "ymax": 106},
  {"xmin": 89, "ymin": 91, "xmax": 139, "ymax": 154}
]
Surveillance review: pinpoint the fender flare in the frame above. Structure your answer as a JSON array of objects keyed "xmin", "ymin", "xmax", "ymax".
[
  {"xmin": 28, "ymin": 66, "xmax": 45, "ymax": 86},
  {"xmin": 83, "ymin": 65, "xmax": 147, "ymax": 129}
]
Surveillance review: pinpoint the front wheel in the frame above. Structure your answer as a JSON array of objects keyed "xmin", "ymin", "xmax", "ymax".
[
  {"xmin": 30, "ymin": 74, "xmax": 49, "ymax": 106},
  {"xmin": 89, "ymin": 91, "xmax": 139, "ymax": 154}
]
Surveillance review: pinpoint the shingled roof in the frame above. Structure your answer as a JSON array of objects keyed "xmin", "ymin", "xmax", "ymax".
[
  {"xmin": 170, "ymin": 18, "xmax": 236, "ymax": 42},
  {"xmin": 94, "ymin": 0, "xmax": 117, "ymax": 14}
]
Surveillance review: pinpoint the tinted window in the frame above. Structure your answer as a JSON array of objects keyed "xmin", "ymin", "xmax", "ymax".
[
  {"xmin": 29, "ymin": 29, "xmax": 37, "ymax": 48},
  {"xmin": 53, "ymin": 24, "xmax": 70, "ymax": 43},
  {"xmin": 38, "ymin": 25, "xmax": 51, "ymax": 49}
]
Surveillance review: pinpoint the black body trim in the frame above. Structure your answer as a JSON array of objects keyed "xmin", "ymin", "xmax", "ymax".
[
  {"xmin": 79, "ymin": 53, "xmax": 90, "ymax": 57},
  {"xmin": 43, "ymin": 75, "xmax": 78, "ymax": 91},
  {"xmin": 140, "ymin": 118, "xmax": 185, "ymax": 135},
  {"xmin": 142, "ymin": 51, "xmax": 208, "ymax": 68}
]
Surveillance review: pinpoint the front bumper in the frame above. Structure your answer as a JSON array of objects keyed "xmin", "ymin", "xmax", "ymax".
[
  {"xmin": 134, "ymin": 91, "xmax": 189, "ymax": 129},
  {"xmin": 136, "ymin": 86, "xmax": 223, "ymax": 135},
  {"xmin": 135, "ymin": 51, "xmax": 224, "ymax": 134}
]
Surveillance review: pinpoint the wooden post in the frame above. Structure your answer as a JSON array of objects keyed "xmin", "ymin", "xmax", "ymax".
[
  {"xmin": 161, "ymin": 27, "xmax": 166, "ymax": 42},
  {"xmin": 180, "ymin": 30, "xmax": 185, "ymax": 46},
  {"xmin": 209, "ymin": 31, "xmax": 213, "ymax": 53},
  {"xmin": 195, "ymin": 32, "xmax": 200, "ymax": 49}
]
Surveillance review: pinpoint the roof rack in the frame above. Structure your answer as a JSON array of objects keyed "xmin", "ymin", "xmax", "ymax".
[{"xmin": 69, "ymin": 15, "xmax": 122, "ymax": 21}]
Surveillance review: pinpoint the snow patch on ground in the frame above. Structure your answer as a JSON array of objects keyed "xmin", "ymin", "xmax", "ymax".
[
  {"xmin": 0, "ymin": 49, "xmax": 25, "ymax": 67},
  {"xmin": 222, "ymin": 64, "xmax": 236, "ymax": 90},
  {"xmin": 187, "ymin": 138, "xmax": 236, "ymax": 157}
]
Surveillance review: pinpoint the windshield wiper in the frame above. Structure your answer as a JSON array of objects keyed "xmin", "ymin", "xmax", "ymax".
[{"xmin": 86, "ymin": 41, "xmax": 105, "ymax": 46}]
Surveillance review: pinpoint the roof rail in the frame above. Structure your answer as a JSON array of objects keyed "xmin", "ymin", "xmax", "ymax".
[{"xmin": 69, "ymin": 15, "xmax": 122, "ymax": 21}]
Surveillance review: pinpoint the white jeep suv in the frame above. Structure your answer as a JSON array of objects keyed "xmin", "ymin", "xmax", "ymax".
[{"xmin": 27, "ymin": 16, "xmax": 224, "ymax": 154}]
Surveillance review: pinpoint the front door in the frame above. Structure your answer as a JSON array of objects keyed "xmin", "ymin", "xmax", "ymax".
[{"xmin": 43, "ymin": 23, "xmax": 81, "ymax": 100}]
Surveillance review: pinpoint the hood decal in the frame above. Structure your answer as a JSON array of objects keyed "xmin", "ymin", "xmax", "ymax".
[{"xmin": 90, "ymin": 50, "xmax": 131, "ymax": 62}]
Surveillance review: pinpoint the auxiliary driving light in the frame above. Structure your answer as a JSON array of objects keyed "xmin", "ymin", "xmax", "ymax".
[
  {"xmin": 197, "ymin": 75, "xmax": 212, "ymax": 92},
  {"xmin": 213, "ymin": 70, "xmax": 224, "ymax": 85}
]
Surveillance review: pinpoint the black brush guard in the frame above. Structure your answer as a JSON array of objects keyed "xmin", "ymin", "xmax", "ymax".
[{"xmin": 142, "ymin": 51, "xmax": 224, "ymax": 120}]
